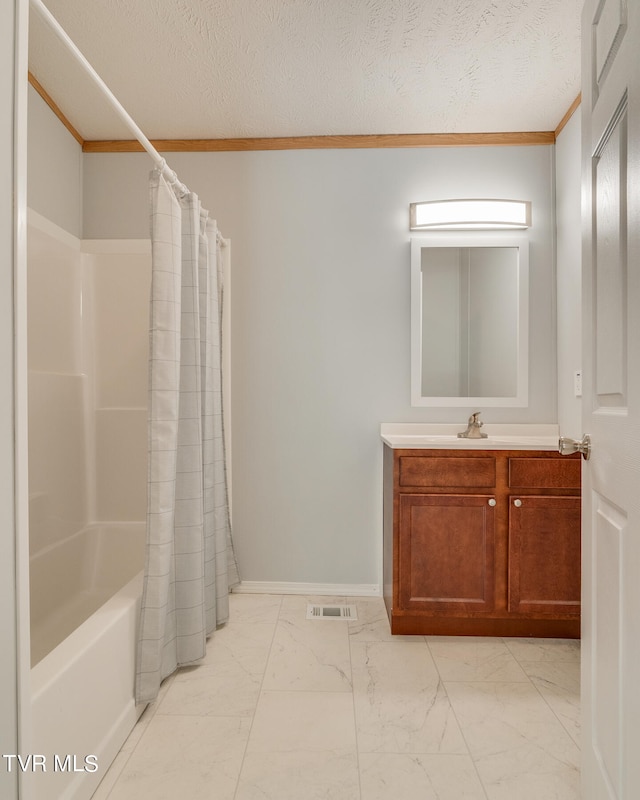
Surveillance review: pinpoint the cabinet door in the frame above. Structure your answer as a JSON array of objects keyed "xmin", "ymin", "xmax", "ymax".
[
  {"xmin": 398, "ymin": 493, "xmax": 495, "ymax": 613},
  {"xmin": 508, "ymin": 495, "xmax": 581, "ymax": 615}
]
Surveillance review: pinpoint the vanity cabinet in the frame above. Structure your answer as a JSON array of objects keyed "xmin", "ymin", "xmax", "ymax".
[{"xmin": 383, "ymin": 447, "xmax": 581, "ymax": 638}]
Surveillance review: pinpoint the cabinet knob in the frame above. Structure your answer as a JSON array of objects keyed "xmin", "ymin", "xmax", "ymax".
[
  {"xmin": 488, "ymin": 498, "xmax": 496, "ymax": 507},
  {"xmin": 513, "ymin": 499, "xmax": 522, "ymax": 507}
]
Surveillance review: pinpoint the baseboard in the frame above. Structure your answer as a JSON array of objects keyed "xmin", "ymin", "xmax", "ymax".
[{"xmin": 232, "ymin": 581, "xmax": 381, "ymax": 597}]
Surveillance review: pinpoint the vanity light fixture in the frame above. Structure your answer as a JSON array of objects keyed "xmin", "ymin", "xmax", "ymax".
[{"xmin": 409, "ymin": 199, "xmax": 531, "ymax": 230}]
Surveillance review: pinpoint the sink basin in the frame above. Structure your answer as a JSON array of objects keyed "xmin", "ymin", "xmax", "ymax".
[{"xmin": 380, "ymin": 423, "xmax": 560, "ymax": 451}]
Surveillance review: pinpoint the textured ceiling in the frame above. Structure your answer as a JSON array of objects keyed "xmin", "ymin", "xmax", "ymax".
[{"xmin": 28, "ymin": 0, "xmax": 582, "ymax": 141}]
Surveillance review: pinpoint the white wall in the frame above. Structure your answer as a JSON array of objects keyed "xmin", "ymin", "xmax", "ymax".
[
  {"xmin": 82, "ymin": 145, "xmax": 556, "ymax": 588},
  {"xmin": 27, "ymin": 84, "xmax": 83, "ymax": 238},
  {"xmin": 555, "ymin": 110, "xmax": 583, "ymax": 439}
]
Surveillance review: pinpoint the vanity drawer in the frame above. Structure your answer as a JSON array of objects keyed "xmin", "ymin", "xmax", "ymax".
[
  {"xmin": 398, "ymin": 456, "xmax": 496, "ymax": 488},
  {"xmin": 508, "ymin": 456, "xmax": 581, "ymax": 490}
]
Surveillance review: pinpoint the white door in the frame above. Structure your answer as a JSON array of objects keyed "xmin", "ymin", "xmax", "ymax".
[{"xmin": 580, "ymin": 0, "xmax": 640, "ymax": 797}]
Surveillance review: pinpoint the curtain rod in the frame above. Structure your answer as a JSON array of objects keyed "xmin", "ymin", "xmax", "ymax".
[{"xmin": 29, "ymin": 0, "xmax": 188, "ymax": 195}]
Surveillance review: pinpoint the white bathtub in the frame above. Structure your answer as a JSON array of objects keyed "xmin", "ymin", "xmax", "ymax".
[{"xmin": 30, "ymin": 523, "xmax": 147, "ymax": 800}]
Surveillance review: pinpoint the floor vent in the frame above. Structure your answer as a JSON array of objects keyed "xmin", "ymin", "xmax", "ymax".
[{"xmin": 306, "ymin": 604, "xmax": 357, "ymax": 620}]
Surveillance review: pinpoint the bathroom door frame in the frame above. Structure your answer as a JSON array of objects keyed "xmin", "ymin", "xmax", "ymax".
[
  {"xmin": 580, "ymin": 0, "xmax": 640, "ymax": 796},
  {"xmin": 4, "ymin": 0, "xmax": 32, "ymax": 799}
]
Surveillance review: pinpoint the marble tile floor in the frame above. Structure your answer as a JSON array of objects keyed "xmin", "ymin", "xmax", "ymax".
[{"xmin": 91, "ymin": 593, "xmax": 580, "ymax": 800}]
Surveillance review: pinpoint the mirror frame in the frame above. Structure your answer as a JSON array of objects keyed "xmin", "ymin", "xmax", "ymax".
[{"xmin": 410, "ymin": 233, "xmax": 529, "ymax": 407}]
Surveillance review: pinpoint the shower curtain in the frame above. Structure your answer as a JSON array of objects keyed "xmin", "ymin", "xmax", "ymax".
[{"xmin": 136, "ymin": 168, "xmax": 239, "ymax": 704}]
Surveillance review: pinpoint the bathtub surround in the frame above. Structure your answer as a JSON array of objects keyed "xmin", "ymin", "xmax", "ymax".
[
  {"xmin": 27, "ymin": 213, "xmax": 150, "ymax": 623},
  {"xmin": 26, "ymin": 213, "xmax": 151, "ymax": 799},
  {"xmin": 137, "ymin": 170, "xmax": 238, "ymax": 703}
]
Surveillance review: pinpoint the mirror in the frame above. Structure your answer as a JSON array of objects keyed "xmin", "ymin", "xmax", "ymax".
[{"xmin": 411, "ymin": 234, "xmax": 529, "ymax": 407}]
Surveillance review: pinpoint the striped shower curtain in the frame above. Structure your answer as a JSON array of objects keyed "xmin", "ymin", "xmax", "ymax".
[{"xmin": 136, "ymin": 168, "xmax": 239, "ymax": 704}]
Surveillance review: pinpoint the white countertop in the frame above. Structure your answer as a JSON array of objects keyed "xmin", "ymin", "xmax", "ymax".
[{"xmin": 380, "ymin": 423, "xmax": 560, "ymax": 451}]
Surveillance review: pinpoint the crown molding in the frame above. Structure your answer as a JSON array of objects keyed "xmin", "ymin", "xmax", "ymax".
[
  {"xmin": 28, "ymin": 71, "xmax": 84, "ymax": 146},
  {"xmin": 554, "ymin": 94, "xmax": 582, "ymax": 139},
  {"xmin": 81, "ymin": 131, "xmax": 556, "ymax": 152}
]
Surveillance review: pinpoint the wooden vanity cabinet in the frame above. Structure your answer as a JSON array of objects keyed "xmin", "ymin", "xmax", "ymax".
[{"xmin": 383, "ymin": 446, "xmax": 581, "ymax": 638}]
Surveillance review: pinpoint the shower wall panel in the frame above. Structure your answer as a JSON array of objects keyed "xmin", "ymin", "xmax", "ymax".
[
  {"xmin": 86, "ymin": 246, "xmax": 150, "ymax": 522},
  {"xmin": 27, "ymin": 220, "xmax": 88, "ymax": 556},
  {"xmin": 27, "ymin": 219, "xmax": 151, "ymax": 555}
]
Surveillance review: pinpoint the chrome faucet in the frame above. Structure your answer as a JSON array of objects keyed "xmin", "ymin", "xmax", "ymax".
[{"xmin": 457, "ymin": 411, "xmax": 488, "ymax": 439}]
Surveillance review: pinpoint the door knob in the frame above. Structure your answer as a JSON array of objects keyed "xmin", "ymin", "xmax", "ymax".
[{"xmin": 558, "ymin": 434, "xmax": 591, "ymax": 460}]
